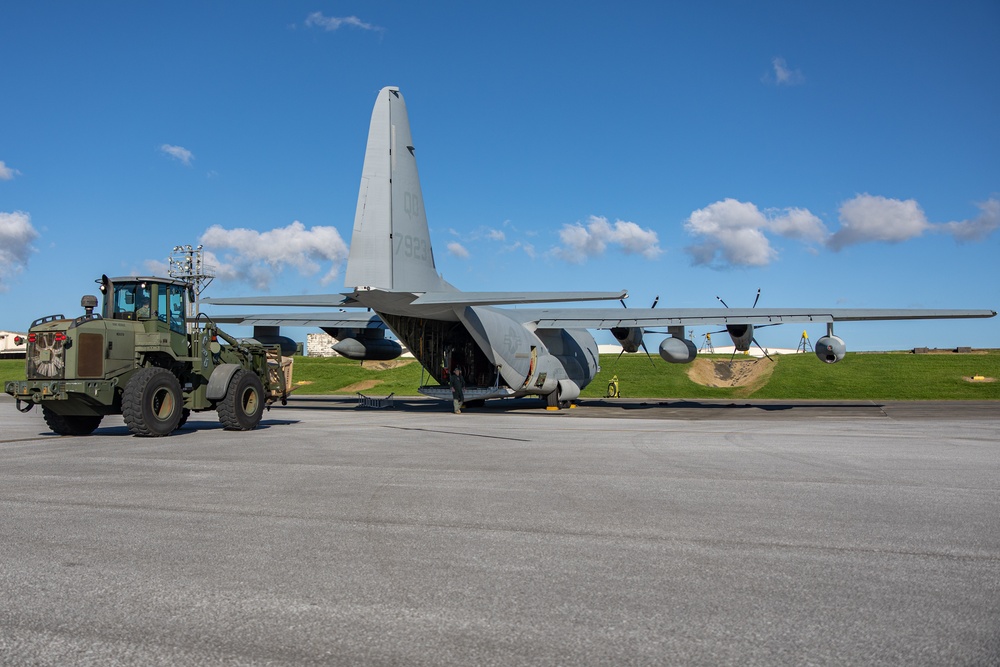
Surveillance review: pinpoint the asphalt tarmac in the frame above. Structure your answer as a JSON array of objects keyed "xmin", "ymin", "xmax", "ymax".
[{"xmin": 1, "ymin": 394, "xmax": 998, "ymax": 666}]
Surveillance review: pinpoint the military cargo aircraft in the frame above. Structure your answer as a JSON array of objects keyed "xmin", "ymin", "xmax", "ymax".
[{"xmin": 205, "ymin": 87, "xmax": 996, "ymax": 407}]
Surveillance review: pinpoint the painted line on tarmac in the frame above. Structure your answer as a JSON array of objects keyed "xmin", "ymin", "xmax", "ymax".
[{"xmin": 380, "ymin": 425, "xmax": 533, "ymax": 442}]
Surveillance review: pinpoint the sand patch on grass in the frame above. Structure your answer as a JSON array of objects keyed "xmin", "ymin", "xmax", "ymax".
[
  {"xmin": 362, "ymin": 359, "xmax": 415, "ymax": 371},
  {"xmin": 688, "ymin": 358, "xmax": 776, "ymax": 391},
  {"xmin": 338, "ymin": 379, "xmax": 383, "ymax": 393}
]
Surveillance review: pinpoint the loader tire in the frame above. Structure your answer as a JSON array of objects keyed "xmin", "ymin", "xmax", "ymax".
[
  {"xmin": 123, "ymin": 367, "xmax": 183, "ymax": 437},
  {"xmin": 42, "ymin": 407, "xmax": 102, "ymax": 436},
  {"xmin": 217, "ymin": 369, "xmax": 264, "ymax": 431}
]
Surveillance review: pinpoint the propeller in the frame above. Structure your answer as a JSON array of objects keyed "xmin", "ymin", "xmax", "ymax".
[
  {"xmin": 612, "ymin": 295, "xmax": 659, "ymax": 368},
  {"xmin": 712, "ymin": 288, "xmax": 777, "ymax": 363}
]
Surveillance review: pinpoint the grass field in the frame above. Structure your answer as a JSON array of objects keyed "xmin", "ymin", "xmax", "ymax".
[{"xmin": 3, "ymin": 351, "xmax": 998, "ymax": 401}]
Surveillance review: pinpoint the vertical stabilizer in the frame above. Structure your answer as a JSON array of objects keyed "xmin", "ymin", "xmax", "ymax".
[{"xmin": 345, "ymin": 87, "xmax": 445, "ymax": 293}]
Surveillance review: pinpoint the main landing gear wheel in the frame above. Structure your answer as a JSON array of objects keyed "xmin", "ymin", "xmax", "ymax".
[
  {"xmin": 122, "ymin": 367, "xmax": 183, "ymax": 437},
  {"xmin": 41, "ymin": 407, "xmax": 103, "ymax": 436},
  {"xmin": 217, "ymin": 369, "xmax": 265, "ymax": 431}
]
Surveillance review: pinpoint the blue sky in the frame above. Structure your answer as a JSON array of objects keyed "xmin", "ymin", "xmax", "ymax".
[{"xmin": 2, "ymin": 2, "xmax": 998, "ymax": 351}]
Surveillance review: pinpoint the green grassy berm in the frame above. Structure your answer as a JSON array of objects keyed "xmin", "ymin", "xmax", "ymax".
[{"xmin": 3, "ymin": 351, "xmax": 997, "ymax": 401}]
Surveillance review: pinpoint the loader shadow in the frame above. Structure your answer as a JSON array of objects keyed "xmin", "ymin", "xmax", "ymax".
[{"xmin": 86, "ymin": 418, "xmax": 301, "ymax": 438}]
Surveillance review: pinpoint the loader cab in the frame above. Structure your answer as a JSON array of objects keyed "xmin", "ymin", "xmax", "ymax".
[{"xmin": 101, "ymin": 275, "xmax": 191, "ymax": 335}]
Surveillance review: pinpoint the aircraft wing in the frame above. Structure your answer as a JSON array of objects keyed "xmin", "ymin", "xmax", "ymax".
[
  {"xmin": 204, "ymin": 290, "xmax": 628, "ymax": 309},
  {"xmin": 513, "ymin": 307, "xmax": 997, "ymax": 329},
  {"xmin": 202, "ymin": 311, "xmax": 385, "ymax": 328}
]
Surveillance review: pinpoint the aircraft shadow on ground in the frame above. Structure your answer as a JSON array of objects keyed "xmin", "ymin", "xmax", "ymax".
[
  {"xmin": 279, "ymin": 395, "xmax": 886, "ymax": 414},
  {"xmin": 596, "ymin": 399, "xmax": 884, "ymax": 412}
]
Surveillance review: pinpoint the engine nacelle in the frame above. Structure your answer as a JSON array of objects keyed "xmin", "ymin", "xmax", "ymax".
[
  {"xmin": 726, "ymin": 324, "xmax": 754, "ymax": 352},
  {"xmin": 815, "ymin": 335, "xmax": 846, "ymax": 364},
  {"xmin": 252, "ymin": 326, "xmax": 298, "ymax": 356},
  {"xmin": 658, "ymin": 337, "xmax": 697, "ymax": 364},
  {"xmin": 332, "ymin": 337, "xmax": 403, "ymax": 361},
  {"xmin": 610, "ymin": 326, "xmax": 643, "ymax": 353}
]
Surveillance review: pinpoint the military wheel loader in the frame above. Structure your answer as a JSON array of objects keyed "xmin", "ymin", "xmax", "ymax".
[{"xmin": 4, "ymin": 275, "xmax": 290, "ymax": 437}]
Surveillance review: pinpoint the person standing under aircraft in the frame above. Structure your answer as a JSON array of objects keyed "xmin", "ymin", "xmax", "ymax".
[{"xmin": 450, "ymin": 367, "xmax": 465, "ymax": 414}]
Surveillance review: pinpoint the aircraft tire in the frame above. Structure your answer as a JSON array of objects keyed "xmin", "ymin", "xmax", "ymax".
[
  {"xmin": 122, "ymin": 367, "xmax": 183, "ymax": 437},
  {"xmin": 217, "ymin": 369, "xmax": 265, "ymax": 431},
  {"xmin": 42, "ymin": 407, "xmax": 103, "ymax": 436}
]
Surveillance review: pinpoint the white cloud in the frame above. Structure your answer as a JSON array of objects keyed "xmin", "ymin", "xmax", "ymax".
[
  {"xmin": 766, "ymin": 207, "xmax": 828, "ymax": 242},
  {"xmin": 142, "ymin": 259, "xmax": 170, "ymax": 276},
  {"xmin": 827, "ymin": 194, "xmax": 930, "ymax": 250},
  {"xmin": 199, "ymin": 221, "xmax": 349, "ymax": 290},
  {"xmin": 503, "ymin": 241, "xmax": 537, "ymax": 259},
  {"xmin": 305, "ymin": 12, "xmax": 383, "ymax": 32},
  {"xmin": 447, "ymin": 242, "xmax": 469, "ymax": 259},
  {"xmin": 0, "ymin": 160, "xmax": 21, "ymax": 181},
  {"xmin": 689, "ymin": 194, "xmax": 1000, "ymax": 260},
  {"xmin": 487, "ymin": 229, "xmax": 505, "ymax": 241},
  {"xmin": 770, "ymin": 57, "xmax": 805, "ymax": 86},
  {"xmin": 0, "ymin": 211, "xmax": 39, "ymax": 291},
  {"xmin": 939, "ymin": 198, "xmax": 1000, "ymax": 242},
  {"xmin": 160, "ymin": 144, "xmax": 194, "ymax": 166},
  {"xmin": 553, "ymin": 215, "xmax": 662, "ymax": 264},
  {"xmin": 684, "ymin": 199, "xmax": 827, "ymax": 268}
]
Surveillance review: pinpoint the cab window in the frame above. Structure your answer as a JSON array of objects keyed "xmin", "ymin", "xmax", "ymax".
[
  {"xmin": 168, "ymin": 284, "xmax": 186, "ymax": 333},
  {"xmin": 112, "ymin": 283, "xmax": 151, "ymax": 320}
]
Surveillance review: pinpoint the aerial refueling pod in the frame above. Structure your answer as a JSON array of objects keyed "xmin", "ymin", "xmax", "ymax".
[
  {"xmin": 659, "ymin": 336, "xmax": 697, "ymax": 364},
  {"xmin": 321, "ymin": 325, "xmax": 403, "ymax": 361},
  {"xmin": 815, "ymin": 335, "xmax": 846, "ymax": 364},
  {"xmin": 331, "ymin": 336, "xmax": 403, "ymax": 361}
]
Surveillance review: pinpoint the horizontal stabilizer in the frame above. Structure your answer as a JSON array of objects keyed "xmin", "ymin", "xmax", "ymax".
[
  {"xmin": 409, "ymin": 290, "xmax": 628, "ymax": 307},
  {"xmin": 202, "ymin": 294, "xmax": 358, "ymax": 308}
]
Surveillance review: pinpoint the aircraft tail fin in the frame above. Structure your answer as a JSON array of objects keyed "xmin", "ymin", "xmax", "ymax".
[{"xmin": 344, "ymin": 87, "xmax": 448, "ymax": 293}]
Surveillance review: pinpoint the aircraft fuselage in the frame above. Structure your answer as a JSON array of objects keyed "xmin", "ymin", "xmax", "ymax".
[{"xmin": 353, "ymin": 289, "xmax": 598, "ymax": 404}]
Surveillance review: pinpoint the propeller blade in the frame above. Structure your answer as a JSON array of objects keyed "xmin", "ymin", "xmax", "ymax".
[
  {"xmin": 651, "ymin": 295, "xmax": 659, "ymax": 309},
  {"xmin": 640, "ymin": 340, "xmax": 656, "ymax": 367},
  {"xmin": 620, "ymin": 298, "xmax": 628, "ymax": 309},
  {"xmin": 752, "ymin": 338, "xmax": 774, "ymax": 362},
  {"xmin": 611, "ymin": 347, "xmax": 626, "ymax": 370},
  {"xmin": 752, "ymin": 288, "xmax": 761, "ymax": 309},
  {"xmin": 716, "ymin": 295, "xmax": 730, "ymax": 308}
]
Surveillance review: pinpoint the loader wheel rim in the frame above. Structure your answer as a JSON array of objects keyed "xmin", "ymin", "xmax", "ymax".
[
  {"xmin": 240, "ymin": 386, "xmax": 259, "ymax": 416},
  {"xmin": 152, "ymin": 387, "xmax": 176, "ymax": 421}
]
